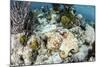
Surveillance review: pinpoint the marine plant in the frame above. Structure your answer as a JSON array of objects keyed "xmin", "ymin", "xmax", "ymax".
[
  {"xmin": 29, "ymin": 37, "xmax": 39, "ymax": 50},
  {"xmin": 20, "ymin": 35, "xmax": 27, "ymax": 46},
  {"xmin": 61, "ymin": 16, "xmax": 70, "ymax": 27}
]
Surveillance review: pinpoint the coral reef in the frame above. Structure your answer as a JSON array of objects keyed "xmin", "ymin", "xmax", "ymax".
[
  {"xmin": 59, "ymin": 31, "xmax": 79, "ymax": 59},
  {"xmin": 10, "ymin": 1, "xmax": 95, "ymax": 66}
]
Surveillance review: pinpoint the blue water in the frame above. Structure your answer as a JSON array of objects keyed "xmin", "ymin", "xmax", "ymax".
[
  {"xmin": 31, "ymin": 2, "xmax": 95, "ymax": 22},
  {"xmin": 31, "ymin": 2, "xmax": 52, "ymax": 9},
  {"xmin": 73, "ymin": 5, "xmax": 95, "ymax": 22}
]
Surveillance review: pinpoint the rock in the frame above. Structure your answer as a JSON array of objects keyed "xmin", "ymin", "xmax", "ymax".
[
  {"xmin": 35, "ymin": 55, "xmax": 48, "ymax": 64},
  {"xmin": 72, "ymin": 45, "xmax": 90, "ymax": 62},
  {"xmin": 45, "ymin": 52, "xmax": 62, "ymax": 64},
  {"xmin": 11, "ymin": 52, "xmax": 24, "ymax": 65},
  {"xmin": 11, "ymin": 42, "xmax": 34, "ymax": 65},
  {"xmin": 22, "ymin": 46, "xmax": 33, "ymax": 65},
  {"xmin": 11, "ymin": 33, "xmax": 26, "ymax": 65},
  {"xmin": 51, "ymin": 52, "xmax": 63, "ymax": 63},
  {"xmin": 38, "ymin": 49, "xmax": 47, "ymax": 55},
  {"xmin": 45, "ymin": 32, "xmax": 63, "ymax": 51},
  {"xmin": 41, "ymin": 24, "xmax": 57, "ymax": 33},
  {"xmin": 76, "ymin": 14, "xmax": 83, "ymax": 20},
  {"xmin": 11, "ymin": 33, "xmax": 25, "ymax": 50},
  {"xmin": 37, "ymin": 13, "xmax": 48, "ymax": 25},
  {"xmin": 11, "ymin": 33, "xmax": 24, "ymax": 65},
  {"xmin": 89, "ymin": 56, "xmax": 95, "ymax": 62},
  {"xmin": 50, "ymin": 13, "xmax": 60, "ymax": 24},
  {"xmin": 59, "ymin": 31, "xmax": 79, "ymax": 59},
  {"xmin": 11, "ymin": 33, "xmax": 39, "ymax": 65},
  {"xmin": 69, "ymin": 26, "xmax": 85, "ymax": 47},
  {"xmin": 84, "ymin": 24, "xmax": 95, "ymax": 45}
]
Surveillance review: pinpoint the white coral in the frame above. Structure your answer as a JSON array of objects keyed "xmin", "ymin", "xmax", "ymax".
[
  {"xmin": 50, "ymin": 13, "xmax": 60, "ymax": 24},
  {"xmin": 43, "ymin": 52, "xmax": 62, "ymax": 64},
  {"xmin": 22, "ymin": 46, "xmax": 33, "ymax": 65},
  {"xmin": 59, "ymin": 31, "xmax": 79, "ymax": 58},
  {"xmin": 11, "ymin": 33, "xmax": 34, "ymax": 65},
  {"xmin": 84, "ymin": 24, "xmax": 95, "ymax": 45},
  {"xmin": 72, "ymin": 45, "xmax": 91, "ymax": 62},
  {"xmin": 41, "ymin": 24, "xmax": 57, "ymax": 33},
  {"xmin": 45, "ymin": 32, "xmax": 63, "ymax": 51}
]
